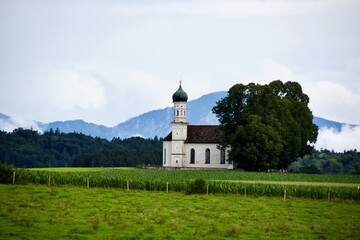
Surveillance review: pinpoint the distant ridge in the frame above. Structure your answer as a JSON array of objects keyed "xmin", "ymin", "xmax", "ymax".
[
  {"xmin": 0, "ymin": 113, "xmax": 10, "ymax": 119},
  {"xmin": 40, "ymin": 120, "xmax": 112, "ymax": 139},
  {"xmin": 0, "ymin": 91, "xmax": 356, "ymax": 139}
]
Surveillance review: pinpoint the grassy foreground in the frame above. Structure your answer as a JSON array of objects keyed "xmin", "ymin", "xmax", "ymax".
[{"xmin": 1, "ymin": 184, "xmax": 359, "ymax": 239}]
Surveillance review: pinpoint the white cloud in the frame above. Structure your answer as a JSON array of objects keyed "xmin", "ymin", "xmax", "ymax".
[
  {"xmin": 261, "ymin": 59, "xmax": 295, "ymax": 82},
  {"xmin": 1, "ymin": 0, "xmax": 359, "ymax": 128},
  {"xmin": 346, "ymin": 56, "xmax": 360, "ymax": 73},
  {"xmin": 0, "ymin": 117, "xmax": 42, "ymax": 132},
  {"xmin": 119, "ymin": 68, "xmax": 173, "ymax": 115},
  {"xmin": 315, "ymin": 125, "xmax": 360, "ymax": 152},
  {"xmin": 103, "ymin": 0, "xmax": 358, "ymax": 18},
  {"xmin": 303, "ymin": 81, "xmax": 360, "ymax": 125},
  {"xmin": 47, "ymin": 68, "xmax": 106, "ymax": 110}
]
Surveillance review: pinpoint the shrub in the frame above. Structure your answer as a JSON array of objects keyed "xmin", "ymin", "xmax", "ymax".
[
  {"xmin": 185, "ymin": 178, "xmax": 207, "ymax": 194},
  {"xmin": 0, "ymin": 161, "xmax": 16, "ymax": 184},
  {"xmin": 299, "ymin": 165, "xmax": 322, "ymax": 174}
]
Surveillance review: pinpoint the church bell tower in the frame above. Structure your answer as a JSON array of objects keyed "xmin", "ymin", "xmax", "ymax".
[{"xmin": 170, "ymin": 81, "xmax": 188, "ymax": 167}]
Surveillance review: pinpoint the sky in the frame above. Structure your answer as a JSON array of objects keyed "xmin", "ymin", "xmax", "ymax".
[{"xmin": 0, "ymin": 0, "xmax": 359, "ymax": 151}]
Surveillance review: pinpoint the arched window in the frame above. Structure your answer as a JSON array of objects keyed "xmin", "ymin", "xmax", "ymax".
[
  {"xmin": 163, "ymin": 148, "xmax": 166, "ymax": 164},
  {"xmin": 176, "ymin": 110, "xmax": 179, "ymax": 116},
  {"xmin": 190, "ymin": 148, "xmax": 195, "ymax": 164},
  {"xmin": 220, "ymin": 149, "xmax": 225, "ymax": 164},
  {"xmin": 205, "ymin": 148, "xmax": 210, "ymax": 164}
]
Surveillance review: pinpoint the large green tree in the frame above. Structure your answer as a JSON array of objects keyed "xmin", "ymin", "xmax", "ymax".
[{"xmin": 213, "ymin": 80, "xmax": 318, "ymax": 171}]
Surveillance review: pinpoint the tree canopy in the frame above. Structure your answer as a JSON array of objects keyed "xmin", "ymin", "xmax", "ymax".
[
  {"xmin": 212, "ymin": 80, "xmax": 318, "ymax": 171},
  {"xmin": 289, "ymin": 149, "xmax": 360, "ymax": 174},
  {"xmin": 0, "ymin": 128, "xmax": 162, "ymax": 168}
]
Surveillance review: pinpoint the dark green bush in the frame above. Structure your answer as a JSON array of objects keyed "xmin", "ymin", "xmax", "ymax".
[
  {"xmin": 185, "ymin": 178, "xmax": 207, "ymax": 194},
  {"xmin": 0, "ymin": 161, "xmax": 16, "ymax": 184}
]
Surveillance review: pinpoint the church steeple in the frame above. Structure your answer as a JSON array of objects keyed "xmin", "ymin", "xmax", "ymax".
[
  {"xmin": 172, "ymin": 81, "xmax": 188, "ymax": 102},
  {"xmin": 172, "ymin": 81, "xmax": 188, "ymax": 123},
  {"xmin": 169, "ymin": 82, "xmax": 188, "ymax": 168}
]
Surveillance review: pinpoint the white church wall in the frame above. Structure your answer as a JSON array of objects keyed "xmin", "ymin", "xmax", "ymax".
[
  {"xmin": 163, "ymin": 141, "xmax": 232, "ymax": 169},
  {"xmin": 162, "ymin": 141, "xmax": 172, "ymax": 167},
  {"xmin": 183, "ymin": 143, "xmax": 230, "ymax": 169}
]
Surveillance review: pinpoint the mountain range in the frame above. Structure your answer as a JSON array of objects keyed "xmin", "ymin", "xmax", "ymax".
[{"xmin": 0, "ymin": 91, "xmax": 354, "ymax": 140}]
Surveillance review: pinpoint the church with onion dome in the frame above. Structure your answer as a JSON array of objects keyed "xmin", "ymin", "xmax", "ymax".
[{"xmin": 162, "ymin": 82, "xmax": 233, "ymax": 169}]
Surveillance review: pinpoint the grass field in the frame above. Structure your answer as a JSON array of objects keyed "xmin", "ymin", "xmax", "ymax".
[
  {"xmin": 28, "ymin": 167, "xmax": 137, "ymax": 172},
  {"xmin": 14, "ymin": 168, "xmax": 360, "ymax": 200},
  {"xmin": 26, "ymin": 167, "xmax": 360, "ymax": 183},
  {"xmin": 1, "ymin": 184, "xmax": 359, "ymax": 239}
]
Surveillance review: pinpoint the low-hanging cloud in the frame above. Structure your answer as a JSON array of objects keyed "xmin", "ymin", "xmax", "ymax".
[
  {"xmin": 102, "ymin": 0, "xmax": 359, "ymax": 18},
  {"xmin": 315, "ymin": 125, "xmax": 360, "ymax": 152},
  {"xmin": 0, "ymin": 116, "xmax": 42, "ymax": 133},
  {"xmin": 48, "ymin": 69, "xmax": 106, "ymax": 110},
  {"xmin": 304, "ymin": 81, "xmax": 360, "ymax": 125},
  {"xmin": 261, "ymin": 59, "xmax": 295, "ymax": 81}
]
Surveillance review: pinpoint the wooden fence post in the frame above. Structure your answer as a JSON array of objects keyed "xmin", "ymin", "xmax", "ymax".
[
  {"xmin": 166, "ymin": 182, "xmax": 169, "ymax": 193},
  {"xmin": 48, "ymin": 176, "xmax": 51, "ymax": 186},
  {"xmin": 12, "ymin": 172, "xmax": 16, "ymax": 184},
  {"xmin": 244, "ymin": 187, "xmax": 246, "ymax": 197},
  {"xmin": 206, "ymin": 185, "xmax": 209, "ymax": 195},
  {"xmin": 327, "ymin": 191, "xmax": 330, "ymax": 201},
  {"xmin": 127, "ymin": 180, "xmax": 129, "ymax": 191},
  {"xmin": 87, "ymin": 178, "xmax": 90, "ymax": 189},
  {"xmin": 283, "ymin": 189, "xmax": 287, "ymax": 200}
]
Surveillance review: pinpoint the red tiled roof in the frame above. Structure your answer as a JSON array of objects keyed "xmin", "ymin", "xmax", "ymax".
[{"xmin": 163, "ymin": 125, "xmax": 224, "ymax": 143}]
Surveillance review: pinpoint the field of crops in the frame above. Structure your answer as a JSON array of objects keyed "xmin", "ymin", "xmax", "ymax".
[{"xmin": 13, "ymin": 168, "xmax": 360, "ymax": 200}]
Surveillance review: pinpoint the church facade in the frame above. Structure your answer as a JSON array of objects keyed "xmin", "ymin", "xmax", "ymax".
[{"xmin": 162, "ymin": 83, "xmax": 233, "ymax": 169}]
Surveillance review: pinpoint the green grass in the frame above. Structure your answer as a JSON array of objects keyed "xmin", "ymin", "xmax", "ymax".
[
  {"xmin": 28, "ymin": 167, "xmax": 137, "ymax": 172},
  {"xmin": 27, "ymin": 167, "xmax": 360, "ymax": 183},
  {"xmin": 0, "ymin": 184, "xmax": 359, "ymax": 239},
  {"xmin": 14, "ymin": 168, "xmax": 360, "ymax": 200}
]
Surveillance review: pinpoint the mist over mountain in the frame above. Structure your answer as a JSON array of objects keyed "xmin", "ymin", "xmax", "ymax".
[{"xmin": 0, "ymin": 91, "xmax": 356, "ymax": 141}]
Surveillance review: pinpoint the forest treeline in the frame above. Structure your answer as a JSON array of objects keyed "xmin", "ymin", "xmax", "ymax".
[
  {"xmin": 0, "ymin": 128, "xmax": 359, "ymax": 174},
  {"xmin": 289, "ymin": 149, "xmax": 360, "ymax": 174},
  {"xmin": 0, "ymin": 128, "xmax": 162, "ymax": 168}
]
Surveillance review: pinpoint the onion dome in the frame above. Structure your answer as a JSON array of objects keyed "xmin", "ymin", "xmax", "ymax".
[{"xmin": 172, "ymin": 82, "xmax": 188, "ymax": 102}]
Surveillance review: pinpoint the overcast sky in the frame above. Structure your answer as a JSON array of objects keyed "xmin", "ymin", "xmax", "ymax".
[{"xmin": 1, "ymin": 0, "xmax": 359, "ymax": 150}]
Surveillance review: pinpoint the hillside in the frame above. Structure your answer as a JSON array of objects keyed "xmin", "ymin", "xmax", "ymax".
[{"xmin": 0, "ymin": 91, "xmax": 355, "ymax": 140}]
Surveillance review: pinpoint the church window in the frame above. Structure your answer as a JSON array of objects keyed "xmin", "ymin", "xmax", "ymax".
[
  {"xmin": 205, "ymin": 148, "xmax": 210, "ymax": 164},
  {"xmin": 190, "ymin": 148, "xmax": 195, "ymax": 164},
  {"xmin": 163, "ymin": 148, "xmax": 166, "ymax": 164},
  {"xmin": 220, "ymin": 149, "xmax": 225, "ymax": 164}
]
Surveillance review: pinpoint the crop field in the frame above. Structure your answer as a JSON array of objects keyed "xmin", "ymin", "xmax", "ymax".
[
  {"xmin": 12, "ymin": 168, "xmax": 360, "ymax": 200},
  {"xmin": 1, "ymin": 184, "xmax": 360, "ymax": 239},
  {"xmin": 28, "ymin": 167, "xmax": 137, "ymax": 172}
]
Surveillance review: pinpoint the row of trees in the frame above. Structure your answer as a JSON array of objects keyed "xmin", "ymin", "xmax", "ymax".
[
  {"xmin": 0, "ymin": 128, "xmax": 358, "ymax": 174},
  {"xmin": 0, "ymin": 128, "xmax": 162, "ymax": 168},
  {"xmin": 289, "ymin": 149, "xmax": 360, "ymax": 174}
]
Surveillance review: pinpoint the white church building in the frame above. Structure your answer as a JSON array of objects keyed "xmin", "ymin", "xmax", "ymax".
[{"xmin": 162, "ymin": 83, "xmax": 233, "ymax": 169}]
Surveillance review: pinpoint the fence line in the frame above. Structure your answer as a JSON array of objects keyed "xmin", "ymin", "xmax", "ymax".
[{"xmin": 10, "ymin": 172, "xmax": 360, "ymax": 200}]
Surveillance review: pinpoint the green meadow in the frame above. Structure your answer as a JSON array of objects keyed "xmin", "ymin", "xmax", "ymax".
[
  {"xmin": 1, "ymin": 184, "xmax": 359, "ymax": 239},
  {"xmin": 14, "ymin": 168, "xmax": 360, "ymax": 200},
  {"xmin": 28, "ymin": 167, "xmax": 137, "ymax": 172}
]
